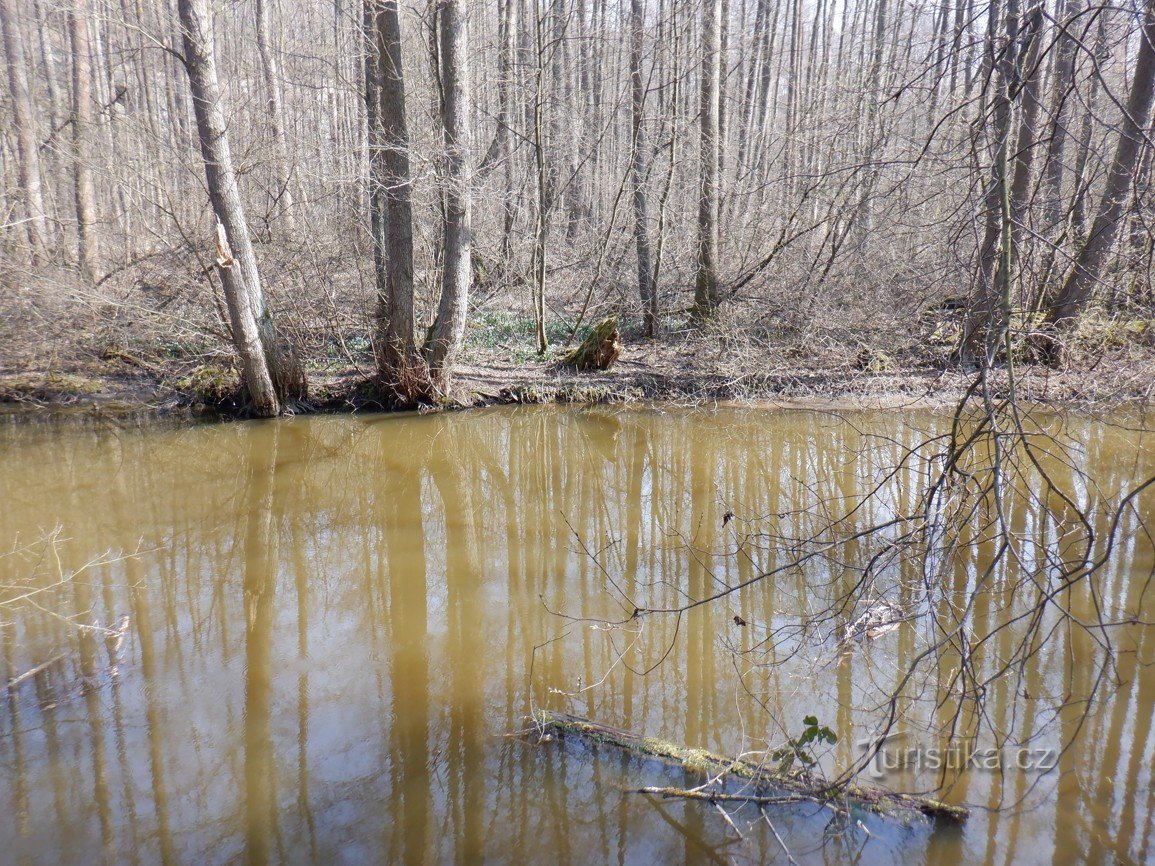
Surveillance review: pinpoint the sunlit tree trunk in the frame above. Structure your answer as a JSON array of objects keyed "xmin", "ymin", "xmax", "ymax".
[
  {"xmin": 693, "ymin": 0, "xmax": 722, "ymax": 320},
  {"xmin": 179, "ymin": 0, "xmax": 302, "ymax": 416},
  {"xmin": 372, "ymin": 0, "xmax": 434, "ymax": 402},
  {"xmin": 69, "ymin": 0, "xmax": 100, "ymax": 280},
  {"xmin": 1, "ymin": 0, "xmax": 50, "ymax": 259},
  {"xmin": 255, "ymin": 0, "xmax": 296, "ymax": 234},
  {"xmin": 427, "ymin": 0, "xmax": 472, "ymax": 391}
]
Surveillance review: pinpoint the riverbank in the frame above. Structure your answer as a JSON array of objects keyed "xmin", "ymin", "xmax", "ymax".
[{"xmin": 3, "ymin": 327, "xmax": 1154, "ymax": 417}]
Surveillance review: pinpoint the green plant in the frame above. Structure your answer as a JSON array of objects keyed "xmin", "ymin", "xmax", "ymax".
[{"xmin": 771, "ymin": 716, "xmax": 838, "ymax": 774}]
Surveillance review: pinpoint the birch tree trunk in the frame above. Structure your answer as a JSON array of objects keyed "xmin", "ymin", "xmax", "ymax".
[
  {"xmin": 179, "ymin": 0, "xmax": 298, "ymax": 417},
  {"xmin": 1047, "ymin": 1, "xmax": 1155, "ymax": 326},
  {"xmin": 0, "ymin": 0, "xmax": 50, "ymax": 259},
  {"xmin": 427, "ymin": 0, "xmax": 472, "ymax": 391},
  {"xmin": 693, "ymin": 0, "xmax": 722, "ymax": 320},
  {"xmin": 69, "ymin": 0, "xmax": 100, "ymax": 280}
]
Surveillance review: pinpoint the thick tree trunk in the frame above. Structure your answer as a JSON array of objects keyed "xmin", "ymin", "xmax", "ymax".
[
  {"xmin": 69, "ymin": 0, "xmax": 100, "ymax": 280},
  {"xmin": 427, "ymin": 0, "xmax": 473, "ymax": 391},
  {"xmin": 629, "ymin": 0, "xmax": 656, "ymax": 336},
  {"xmin": 255, "ymin": 0, "xmax": 296, "ymax": 234},
  {"xmin": 1047, "ymin": 2, "xmax": 1155, "ymax": 325},
  {"xmin": 179, "ymin": 0, "xmax": 297, "ymax": 417},
  {"xmin": 373, "ymin": 0, "xmax": 434, "ymax": 403},
  {"xmin": 0, "ymin": 0, "xmax": 50, "ymax": 259},
  {"xmin": 693, "ymin": 0, "xmax": 722, "ymax": 320}
]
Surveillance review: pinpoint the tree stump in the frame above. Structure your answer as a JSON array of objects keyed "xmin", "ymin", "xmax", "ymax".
[{"xmin": 560, "ymin": 317, "xmax": 622, "ymax": 371}]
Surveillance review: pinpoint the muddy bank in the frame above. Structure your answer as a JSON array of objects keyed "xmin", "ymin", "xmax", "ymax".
[{"xmin": 2, "ymin": 339, "xmax": 1154, "ymax": 418}]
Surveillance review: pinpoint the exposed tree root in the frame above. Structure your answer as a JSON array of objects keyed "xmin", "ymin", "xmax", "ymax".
[{"xmin": 527, "ymin": 710, "xmax": 968, "ymax": 825}]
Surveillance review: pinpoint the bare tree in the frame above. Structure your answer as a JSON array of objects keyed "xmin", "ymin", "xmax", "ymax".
[
  {"xmin": 630, "ymin": 0, "xmax": 657, "ymax": 337},
  {"xmin": 1046, "ymin": 0, "xmax": 1155, "ymax": 328},
  {"xmin": 427, "ymin": 0, "xmax": 473, "ymax": 392},
  {"xmin": 0, "ymin": 0, "xmax": 50, "ymax": 259},
  {"xmin": 178, "ymin": 0, "xmax": 304, "ymax": 416},
  {"xmin": 69, "ymin": 0, "xmax": 99, "ymax": 280},
  {"xmin": 371, "ymin": 0, "xmax": 434, "ymax": 403},
  {"xmin": 693, "ymin": 0, "xmax": 722, "ymax": 321},
  {"xmin": 255, "ymin": 0, "xmax": 296, "ymax": 234}
]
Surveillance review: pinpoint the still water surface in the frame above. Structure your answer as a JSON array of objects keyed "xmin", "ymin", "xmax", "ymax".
[{"xmin": 0, "ymin": 406, "xmax": 1152, "ymax": 864}]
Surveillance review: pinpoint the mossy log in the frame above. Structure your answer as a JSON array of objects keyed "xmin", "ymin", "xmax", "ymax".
[
  {"xmin": 528, "ymin": 710, "xmax": 968, "ymax": 825},
  {"xmin": 560, "ymin": 317, "xmax": 622, "ymax": 371}
]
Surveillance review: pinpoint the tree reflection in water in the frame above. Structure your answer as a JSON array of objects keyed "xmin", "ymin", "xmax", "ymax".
[{"xmin": 0, "ymin": 406, "xmax": 1150, "ymax": 863}]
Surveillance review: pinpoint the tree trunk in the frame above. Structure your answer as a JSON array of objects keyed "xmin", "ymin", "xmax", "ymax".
[
  {"xmin": 179, "ymin": 0, "xmax": 300, "ymax": 417},
  {"xmin": 1039, "ymin": 0, "xmax": 1080, "ymax": 235},
  {"xmin": 69, "ymin": 0, "xmax": 100, "ymax": 280},
  {"xmin": 427, "ymin": 0, "xmax": 472, "ymax": 391},
  {"xmin": 693, "ymin": 0, "xmax": 722, "ymax": 320},
  {"xmin": 630, "ymin": 0, "xmax": 657, "ymax": 336},
  {"xmin": 957, "ymin": 0, "xmax": 1021, "ymax": 361},
  {"xmin": 255, "ymin": 0, "xmax": 296, "ymax": 234},
  {"xmin": 1047, "ymin": 2, "xmax": 1155, "ymax": 325},
  {"xmin": 373, "ymin": 0, "xmax": 434, "ymax": 402},
  {"xmin": 0, "ymin": 0, "xmax": 50, "ymax": 259},
  {"xmin": 474, "ymin": 0, "xmax": 515, "ymax": 183}
]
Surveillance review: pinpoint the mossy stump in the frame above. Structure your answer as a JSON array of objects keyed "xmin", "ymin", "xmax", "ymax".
[{"xmin": 561, "ymin": 317, "xmax": 622, "ymax": 371}]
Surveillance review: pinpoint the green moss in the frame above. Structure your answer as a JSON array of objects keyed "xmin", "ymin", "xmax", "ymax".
[
  {"xmin": 499, "ymin": 382, "xmax": 637, "ymax": 405},
  {"xmin": 175, "ymin": 365, "xmax": 240, "ymax": 405},
  {"xmin": 530, "ymin": 710, "xmax": 968, "ymax": 825},
  {"xmin": 0, "ymin": 372, "xmax": 103, "ymax": 404}
]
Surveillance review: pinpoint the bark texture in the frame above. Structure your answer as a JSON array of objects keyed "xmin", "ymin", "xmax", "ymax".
[
  {"xmin": 179, "ymin": 0, "xmax": 303, "ymax": 416},
  {"xmin": 693, "ymin": 0, "xmax": 722, "ymax": 320},
  {"xmin": 1047, "ymin": 1, "xmax": 1155, "ymax": 325},
  {"xmin": 0, "ymin": 0, "xmax": 50, "ymax": 258},
  {"xmin": 371, "ymin": 0, "xmax": 434, "ymax": 403},
  {"xmin": 427, "ymin": 0, "xmax": 473, "ymax": 392}
]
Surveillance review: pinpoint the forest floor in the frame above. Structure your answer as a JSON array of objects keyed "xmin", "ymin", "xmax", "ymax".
[{"xmin": 3, "ymin": 318, "xmax": 1154, "ymax": 417}]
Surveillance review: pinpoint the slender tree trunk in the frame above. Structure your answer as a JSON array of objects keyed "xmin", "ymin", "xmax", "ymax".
[
  {"xmin": 255, "ymin": 0, "xmax": 296, "ymax": 234},
  {"xmin": 69, "ymin": 0, "xmax": 100, "ymax": 280},
  {"xmin": 179, "ymin": 0, "xmax": 303, "ymax": 416},
  {"xmin": 427, "ymin": 0, "xmax": 472, "ymax": 390},
  {"xmin": 373, "ymin": 0, "xmax": 434, "ymax": 402},
  {"xmin": 1040, "ymin": 0, "xmax": 1079, "ymax": 235},
  {"xmin": 694, "ymin": 0, "xmax": 722, "ymax": 320},
  {"xmin": 958, "ymin": 0, "xmax": 1019, "ymax": 361},
  {"xmin": 363, "ymin": 0, "xmax": 388, "ymax": 345},
  {"xmin": 475, "ymin": 0, "xmax": 515, "ymax": 183},
  {"xmin": 1, "ymin": 0, "xmax": 50, "ymax": 259},
  {"xmin": 1047, "ymin": 2, "xmax": 1155, "ymax": 325},
  {"xmin": 1070, "ymin": 12, "xmax": 1107, "ymax": 239},
  {"xmin": 630, "ymin": 0, "xmax": 657, "ymax": 336},
  {"xmin": 530, "ymin": 2, "xmax": 550, "ymax": 354},
  {"xmin": 990, "ymin": 4, "xmax": 1043, "ymax": 305}
]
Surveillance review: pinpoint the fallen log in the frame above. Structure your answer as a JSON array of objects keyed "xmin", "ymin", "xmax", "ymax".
[{"xmin": 527, "ymin": 710, "xmax": 968, "ymax": 825}]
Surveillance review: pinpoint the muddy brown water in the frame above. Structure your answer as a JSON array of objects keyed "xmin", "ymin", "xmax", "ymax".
[{"xmin": 0, "ymin": 406, "xmax": 1152, "ymax": 864}]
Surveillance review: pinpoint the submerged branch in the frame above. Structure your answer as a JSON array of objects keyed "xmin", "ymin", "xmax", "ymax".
[{"xmin": 527, "ymin": 710, "xmax": 969, "ymax": 825}]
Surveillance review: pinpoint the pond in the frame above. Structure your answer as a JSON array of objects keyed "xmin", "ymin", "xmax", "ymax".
[{"xmin": 0, "ymin": 406, "xmax": 1152, "ymax": 864}]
